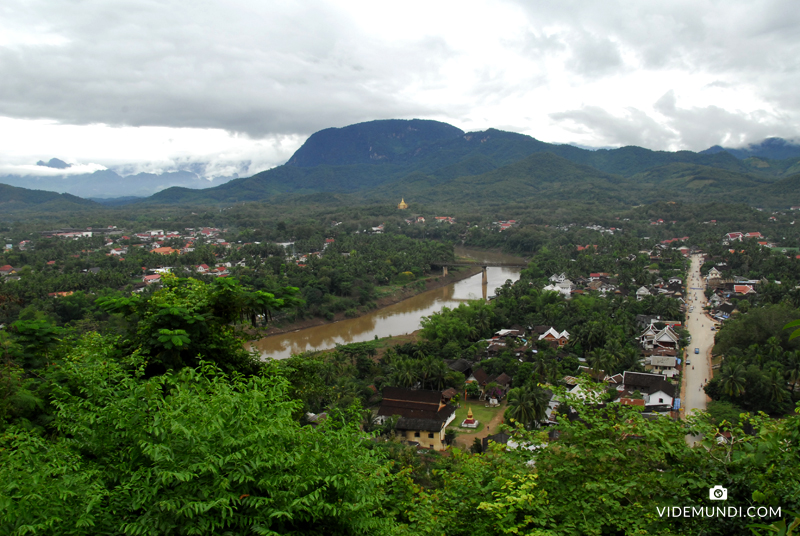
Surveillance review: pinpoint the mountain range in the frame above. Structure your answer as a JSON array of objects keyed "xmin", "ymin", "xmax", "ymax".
[
  {"xmin": 0, "ymin": 165, "xmax": 236, "ymax": 200},
  {"xmin": 3, "ymin": 119, "xmax": 800, "ymax": 211},
  {"xmin": 142, "ymin": 119, "xmax": 800, "ymax": 208}
]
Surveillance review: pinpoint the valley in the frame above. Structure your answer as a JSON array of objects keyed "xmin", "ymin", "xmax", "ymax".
[{"xmin": 2, "ymin": 119, "xmax": 800, "ymax": 536}]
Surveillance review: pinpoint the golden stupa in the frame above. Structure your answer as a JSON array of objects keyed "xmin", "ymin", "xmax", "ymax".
[
  {"xmin": 397, "ymin": 198, "xmax": 408, "ymax": 209},
  {"xmin": 464, "ymin": 406, "xmax": 475, "ymax": 424}
]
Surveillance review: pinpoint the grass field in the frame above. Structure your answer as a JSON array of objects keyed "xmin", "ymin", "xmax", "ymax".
[{"xmin": 452, "ymin": 403, "xmax": 505, "ymax": 434}]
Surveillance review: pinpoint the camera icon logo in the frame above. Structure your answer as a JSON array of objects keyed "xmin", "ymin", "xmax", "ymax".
[{"xmin": 709, "ymin": 485, "xmax": 727, "ymax": 500}]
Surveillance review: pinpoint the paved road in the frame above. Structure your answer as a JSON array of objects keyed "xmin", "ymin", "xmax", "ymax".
[{"xmin": 683, "ymin": 254, "xmax": 717, "ymax": 444}]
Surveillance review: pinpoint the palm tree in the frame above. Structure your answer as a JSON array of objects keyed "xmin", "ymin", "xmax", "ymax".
[
  {"xmin": 579, "ymin": 321, "xmax": 605, "ymax": 354},
  {"xmin": 531, "ymin": 354, "xmax": 548, "ymax": 382},
  {"xmin": 426, "ymin": 358, "xmax": 448, "ymax": 391},
  {"xmin": 765, "ymin": 336, "xmax": 783, "ymax": 362},
  {"xmin": 474, "ymin": 306, "xmax": 492, "ymax": 338},
  {"xmin": 784, "ymin": 351, "xmax": 800, "ymax": 394},
  {"xmin": 720, "ymin": 362, "xmax": 746, "ymax": 398},
  {"xmin": 765, "ymin": 366, "xmax": 789, "ymax": 405},
  {"xmin": 587, "ymin": 348, "xmax": 615, "ymax": 378},
  {"xmin": 505, "ymin": 385, "xmax": 549, "ymax": 429},
  {"xmin": 390, "ymin": 358, "xmax": 419, "ymax": 388}
]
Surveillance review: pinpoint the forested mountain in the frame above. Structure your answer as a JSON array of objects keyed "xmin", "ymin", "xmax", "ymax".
[
  {"xmin": 285, "ymin": 118, "xmax": 465, "ymax": 167},
  {"xmin": 0, "ymin": 183, "xmax": 98, "ymax": 210},
  {"xmin": 7, "ymin": 120, "xmax": 800, "ymax": 210},
  {"xmin": 140, "ymin": 119, "xmax": 800, "ymax": 209},
  {"xmin": 702, "ymin": 137, "xmax": 800, "ymax": 160}
]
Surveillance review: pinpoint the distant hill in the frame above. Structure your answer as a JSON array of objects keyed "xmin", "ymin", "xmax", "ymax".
[
  {"xmin": 0, "ymin": 183, "xmax": 98, "ymax": 212},
  {"xmin": 36, "ymin": 157, "xmax": 71, "ymax": 169},
  {"xmin": 0, "ymin": 168, "xmax": 237, "ymax": 199},
  {"xmin": 138, "ymin": 120, "xmax": 800, "ymax": 209},
  {"xmin": 701, "ymin": 137, "xmax": 800, "ymax": 160},
  {"xmin": 286, "ymin": 119, "xmax": 464, "ymax": 167}
]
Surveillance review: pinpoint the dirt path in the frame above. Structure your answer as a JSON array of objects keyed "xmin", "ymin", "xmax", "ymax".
[{"xmin": 452, "ymin": 401, "xmax": 507, "ymax": 448}]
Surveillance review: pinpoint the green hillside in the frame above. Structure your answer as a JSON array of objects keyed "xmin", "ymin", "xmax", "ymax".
[
  {"xmin": 0, "ymin": 183, "xmax": 98, "ymax": 212},
  {"xmin": 137, "ymin": 120, "xmax": 800, "ymax": 209},
  {"xmin": 631, "ymin": 163, "xmax": 771, "ymax": 197},
  {"xmin": 369, "ymin": 152, "xmax": 644, "ymax": 205}
]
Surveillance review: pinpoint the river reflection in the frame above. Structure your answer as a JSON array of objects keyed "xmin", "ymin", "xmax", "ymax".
[{"xmin": 251, "ymin": 248, "xmax": 525, "ymax": 360}]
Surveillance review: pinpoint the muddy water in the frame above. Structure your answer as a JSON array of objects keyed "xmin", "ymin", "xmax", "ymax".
[{"xmin": 251, "ymin": 247, "xmax": 525, "ymax": 360}]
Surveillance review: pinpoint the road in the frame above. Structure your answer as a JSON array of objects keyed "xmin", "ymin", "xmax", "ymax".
[{"xmin": 683, "ymin": 253, "xmax": 717, "ymax": 443}]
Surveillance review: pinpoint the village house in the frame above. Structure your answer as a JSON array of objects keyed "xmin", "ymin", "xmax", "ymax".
[
  {"xmin": 636, "ymin": 286, "xmax": 651, "ymax": 300},
  {"xmin": 619, "ymin": 371, "xmax": 677, "ymax": 412},
  {"xmin": 733, "ymin": 284, "xmax": 756, "ymax": 296},
  {"xmin": 445, "ymin": 358, "xmax": 473, "ymax": 379},
  {"xmin": 151, "ymin": 247, "xmax": 179, "ymax": 255},
  {"xmin": 538, "ymin": 327, "xmax": 570, "ymax": 347},
  {"xmin": 647, "ymin": 355, "xmax": 679, "ymax": 378},
  {"xmin": 638, "ymin": 325, "xmax": 679, "ymax": 351},
  {"xmin": 543, "ymin": 278, "xmax": 573, "ymax": 298}
]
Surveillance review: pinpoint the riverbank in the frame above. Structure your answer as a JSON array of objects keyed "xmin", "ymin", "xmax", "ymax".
[{"xmin": 253, "ymin": 266, "xmax": 482, "ymax": 339}]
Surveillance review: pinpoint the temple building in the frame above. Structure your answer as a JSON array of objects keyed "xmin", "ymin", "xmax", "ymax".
[
  {"xmin": 378, "ymin": 387, "xmax": 456, "ymax": 450},
  {"xmin": 397, "ymin": 198, "xmax": 409, "ymax": 210}
]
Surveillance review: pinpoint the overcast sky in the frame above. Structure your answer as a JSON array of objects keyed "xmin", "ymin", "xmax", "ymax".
[{"xmin": 2, "ymin": 0, "xmax": 800, "ymax": 178}]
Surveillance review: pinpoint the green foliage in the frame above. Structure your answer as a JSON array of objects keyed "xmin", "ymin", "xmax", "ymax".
[
  {"xmin": 0, "ymin": 352, "xmax": 397, "ymax": 535},
  {"xmin": 504, "ymin": 384, "xmax": 550, "ymax": 429},
  {"xmin": 96, "ymin": 276, "xmax": 301, "ymax": 375},
  {"xmin": 786, "ymin": 319, "xmax": 800, "ymax": 341}
]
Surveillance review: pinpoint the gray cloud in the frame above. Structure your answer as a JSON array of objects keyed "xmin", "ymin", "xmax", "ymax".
[
  {"xmin": 551, "ymin": 90, "xmax": 800, "ymax": 150},
  {"xmin": 1, "ymin": 0, "xmax": 800, "ymax": 155},
  {"xmin": 0, "ymin": 1, "xmax": 450, "ymax": 138},
  {"xmin": 550, "ymin": 106, "xmax": 677, "ymax": 149},
  {"xmin": 564, "ymin": 31, "xmax": 624, "ymax": 79},
  {"xmin": 654, "ymin": 90, "xmax": 799, "ymax": 149}
]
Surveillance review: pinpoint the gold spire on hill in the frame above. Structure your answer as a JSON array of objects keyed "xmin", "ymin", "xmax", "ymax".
[{"xmin": 397, "ymin": 198, "xmax": 408, "ymax": 210}]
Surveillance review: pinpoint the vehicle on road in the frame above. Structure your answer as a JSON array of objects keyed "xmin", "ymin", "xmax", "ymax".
[
  {"xmin": 687, "ymin": 359, "xmax": 692, "ymax": 365},
  {"xmin": 694, "ymin": 348, "xmax": 700, "ymax": 354}
]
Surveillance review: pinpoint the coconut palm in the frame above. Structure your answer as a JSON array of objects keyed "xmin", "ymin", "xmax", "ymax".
[
  {"xmin": 505, "ymin": 384, "xmax": 549, "ymax": 429},
  {"xmin": 532, "ymin": 354, "xmax": 548, "ymax": 382},
  {"xmin": 765, "ymin": 366, "xmax": 789, "ymax": 404},
  {"xmin": 784, "ymin": 351, "xmax": 800, "ymax": 394},
  {"xmin": 425, "ymin": 358, "xmax": 448, "ymax": 391},
  {"xmin": 390, "ymin": 358, "xmax": 419, "ymax": 388},
  {"xmin": 473, "ymin": 305, "xmax": 492, "ymax": 338},
  {"xmin": 765, "ymin": 336, "xmax": 783, "ymax": 362},
  {"xmin": 720, "ymin": 361, "xmax": 746, "ymax": 398}
]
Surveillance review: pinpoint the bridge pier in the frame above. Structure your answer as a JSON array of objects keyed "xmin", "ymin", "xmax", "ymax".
[
  {"xmin": 443, "ymin": 266, "xmax": 448, "ymax": 277},
  {"xmin": 481, "ymin": 266, "xmax": 487, "ymax": 285}
]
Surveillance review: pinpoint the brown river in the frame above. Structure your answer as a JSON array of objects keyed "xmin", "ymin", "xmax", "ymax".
[{"xmin": 251, "ymin": 247, "xmax": 525, "ymax": 360}]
